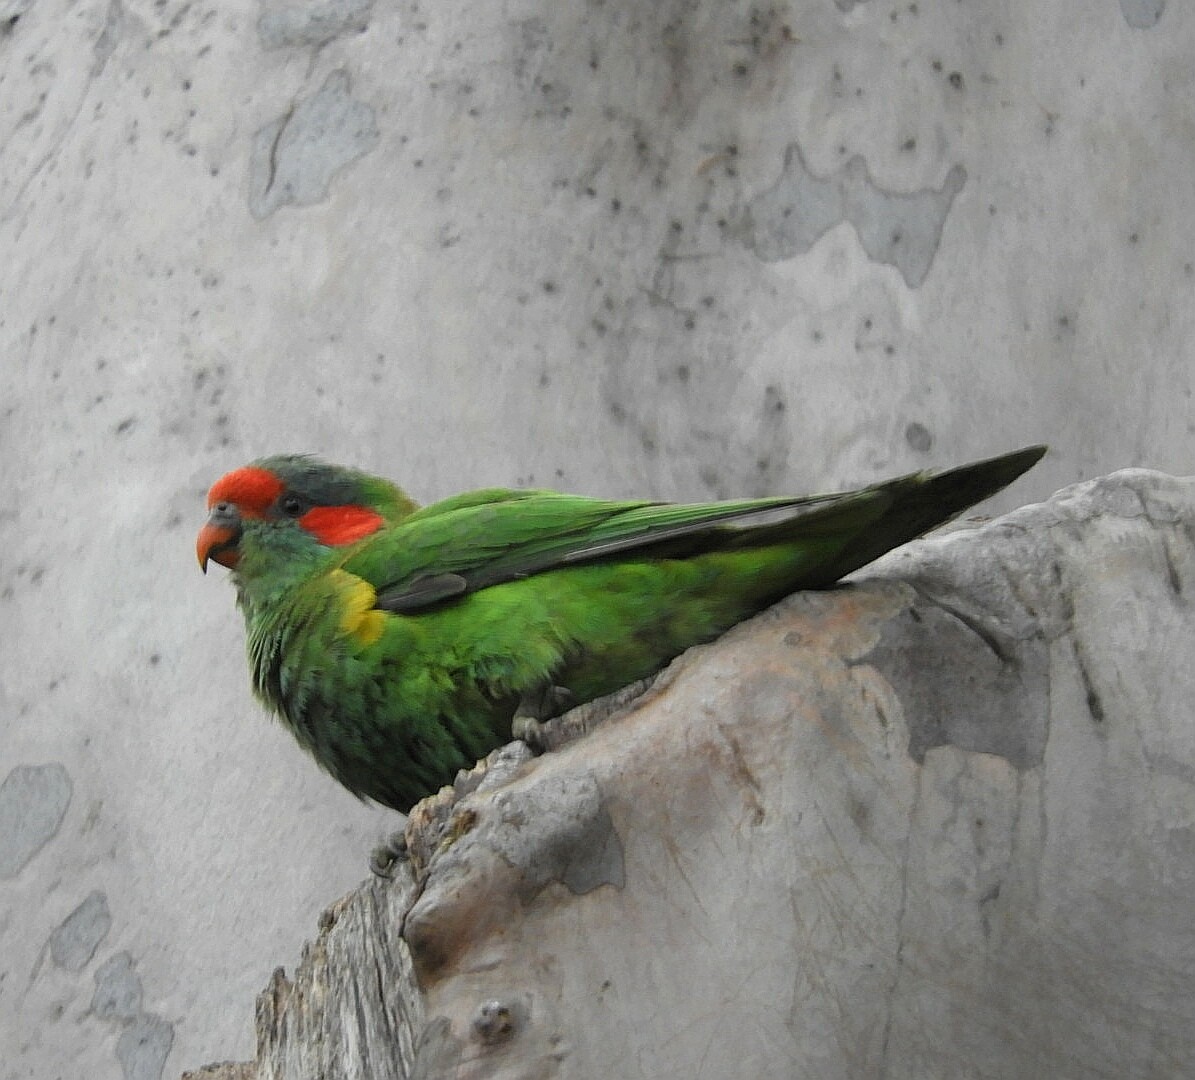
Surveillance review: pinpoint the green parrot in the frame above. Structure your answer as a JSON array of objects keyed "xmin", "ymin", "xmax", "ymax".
[{"xmin": 197, "ymin": 446, "xmax": 1045, "ymax": 813}]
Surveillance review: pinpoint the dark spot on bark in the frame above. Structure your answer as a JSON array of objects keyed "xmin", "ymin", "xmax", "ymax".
[{"xmin": 905, "ymin": 421, "xmax": 933, "ymax": 453}]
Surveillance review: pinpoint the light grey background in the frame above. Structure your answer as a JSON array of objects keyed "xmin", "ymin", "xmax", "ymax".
[{"xmin": 1, "ymin": 0, "xmax": 1189, "ymax": 1076}]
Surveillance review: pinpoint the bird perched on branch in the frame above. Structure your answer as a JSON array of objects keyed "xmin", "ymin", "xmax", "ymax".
[{"xmin": 197, "ymin": 445, "xmax": 1045, "ymax": 812}]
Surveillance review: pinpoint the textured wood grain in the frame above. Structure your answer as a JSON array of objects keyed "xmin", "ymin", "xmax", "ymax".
[{"xmin": 219, "ymin": 878, "xmax": 424, "ymax": 1080}]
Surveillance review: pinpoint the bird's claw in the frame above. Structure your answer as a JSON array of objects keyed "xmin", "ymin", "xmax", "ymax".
[
  {"xmin": 511, "ymin": 712, "xmax": 549, "ymax": 751},
  {"xmin": 512, "ymin": 683, "xmax": 575, "ymax": 751},
  {"xmin": 369, "ymin": 830, "xmax": 409, "ymax": 878}
]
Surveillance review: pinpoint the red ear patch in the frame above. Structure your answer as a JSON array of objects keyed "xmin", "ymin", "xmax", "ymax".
[
  {"xmin": 299, "ymin": 505, "xmax": 385, "ymax": 547},
  {"xmin": 207, "ymin": 467, "xmax": 283, "ymax": 517}
]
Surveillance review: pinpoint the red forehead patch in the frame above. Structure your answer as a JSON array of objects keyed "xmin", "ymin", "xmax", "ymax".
[{"xmin": 206, "ymin": 466, "xmax": 283, "ymax": 516}]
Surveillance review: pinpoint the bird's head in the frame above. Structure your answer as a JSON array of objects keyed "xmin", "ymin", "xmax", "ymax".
[{"xmin": 197, "ymin": 456, "xmax": 417, "ymax": 573}]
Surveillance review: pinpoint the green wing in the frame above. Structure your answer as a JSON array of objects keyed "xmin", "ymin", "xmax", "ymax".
[
  {"xmin": 348, "ymin": 487, "xmax": 893, "ymax": 613},
  {"xmin": 346, "ymin": 445, "xmax": 1046, "ymax": 615}
]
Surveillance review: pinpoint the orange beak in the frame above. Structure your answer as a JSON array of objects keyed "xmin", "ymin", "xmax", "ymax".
[{"xmin": 197, "ymin": 514, "xmax": 241, "ymax": 572}]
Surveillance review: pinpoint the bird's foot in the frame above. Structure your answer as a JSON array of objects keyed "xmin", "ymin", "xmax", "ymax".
[
  {"xmin": 512, "ymin": 684, "xmax": 575, "ymax": 751},
  {"xmin": 369, "ymin": 830, "xmax": 409, "ymax": 879},
  {"xmin": 511, "ymin": 713, "xmax": 548, "ymax": 750}
]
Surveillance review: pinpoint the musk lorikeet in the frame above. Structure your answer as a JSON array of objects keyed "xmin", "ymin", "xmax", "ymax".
[{"xmin": 197, "ymin": 446, "xmax": 1045, "ymax": 813}]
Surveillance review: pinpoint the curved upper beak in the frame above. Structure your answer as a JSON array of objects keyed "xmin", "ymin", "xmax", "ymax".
[{"xmin": 197, "ymin": 503, "xmax": 242, "ymax": 572}]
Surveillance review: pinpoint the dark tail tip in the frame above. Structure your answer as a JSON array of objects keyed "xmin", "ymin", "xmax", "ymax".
[
  {"xmin": 930, "ymin": 444, "xmax": 1047, "ymax": 514},
  {"xmin": 812, "ymin": 444, "xmax": 1047, "ymax": 585}
]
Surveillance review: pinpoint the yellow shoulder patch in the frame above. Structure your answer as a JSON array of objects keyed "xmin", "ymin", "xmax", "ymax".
[{"xmin": 330, "ymin": 569, "xmax": 386, "ymax": 647}]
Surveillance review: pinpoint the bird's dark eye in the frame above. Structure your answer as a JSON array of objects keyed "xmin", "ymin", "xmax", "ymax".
[{"xmin": 279, "ymin": 494, "xmax": 306, "ymax": 517}]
